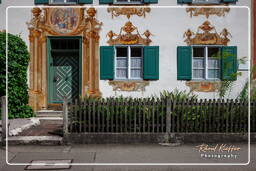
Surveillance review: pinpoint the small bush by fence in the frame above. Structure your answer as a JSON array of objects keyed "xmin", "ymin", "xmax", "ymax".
[{"xmin": 66, "ymin": 97, "xmax": 255, "ymax": 134}]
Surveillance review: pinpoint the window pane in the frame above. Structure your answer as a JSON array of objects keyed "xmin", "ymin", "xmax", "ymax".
[
  {"xmin": 131, "ymin": 57, "xmax": 142, "ymax": 68},
  {"xmin": 193, "ymin": 0, "xmax": 221, "ymax": 4},
  {"xmin": 116, "ymin": 58, "xmax": 128, "ymax": 68},
  {"xmin": 208, "ymin": 58, "xmax": 220, "ymax": 69},
  {"xmin": 116, "ymin": 47, "xmax": 128, "ymax": 57},
  {"xmin": 193, "ymin": 47, "xmax": 205, "ymax": 57},
  {"xmin": 53, "ymin": 0, "xmax": 65, "ymax": 3},
  {"xmin": 131, "ymin": 47, "xmax": 142, "ymax": 57},
  {"xmin": 131, "ymin": 69, "xmax": 142, "ymax": 79},
  {"xmin": 193, "ymin": 58, "xmax": 204, "ymax": 69},
  {"xmin": 208, "ymin": 47, "xmax": 221, "ymax": 58},
  {"xmin": 193, "ymin": 69, "xmax": 204, "ymax": 79},
  {"xmin": 208, "ymin": 69, "xmax": 220, "ymax": 79},
  {"xmin": 116, "ymin": 0, "xmax": 128, "ymax": 2},
  {"xmin": 116, "ymin": 69, "xmax": 128, "ymax": 79},
  {"xmin": 67, "ymin": 0, "xmax": 77, "ymax": 2}
]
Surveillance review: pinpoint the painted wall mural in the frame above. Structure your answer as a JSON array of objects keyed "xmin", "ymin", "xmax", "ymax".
[{"xmin": 50, "ymin": 8, "xmax": 79, "ymax": 34}]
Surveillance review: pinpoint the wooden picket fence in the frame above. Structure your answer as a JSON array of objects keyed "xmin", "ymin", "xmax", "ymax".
[{"xmin": 64, "ymin": 97, "xmax": 256, "ymax": 134}]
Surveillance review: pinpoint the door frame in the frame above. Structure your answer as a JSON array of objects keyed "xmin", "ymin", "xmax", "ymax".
[{"xmin": 47, "ymin": 36, "xmax": 82, "ymax": 104}]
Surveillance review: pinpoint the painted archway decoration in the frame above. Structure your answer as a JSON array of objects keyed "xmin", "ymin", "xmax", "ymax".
[{"xmin": 27, "ymin": 7, "xmax": 102, "ymax": 111}]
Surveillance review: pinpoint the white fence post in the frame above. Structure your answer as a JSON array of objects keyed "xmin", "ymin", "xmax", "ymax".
[{"xmin": 1, "ymin": 96, "xmax": 7, "ymax": 146}]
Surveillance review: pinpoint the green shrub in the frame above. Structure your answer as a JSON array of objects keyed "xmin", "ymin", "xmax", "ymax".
[{"xmin": 0, "ymin": 32, "xmax": 34, "ymax": 118}]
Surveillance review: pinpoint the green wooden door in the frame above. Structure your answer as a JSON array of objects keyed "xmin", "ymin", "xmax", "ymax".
[{"xmin": 48, "ymin": 37, "xmax": 81, "ymax": 104}]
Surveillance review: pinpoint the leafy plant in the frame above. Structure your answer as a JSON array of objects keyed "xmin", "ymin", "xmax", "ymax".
[
  {"xmin": 0, "ymin": 32, "xmax": 34, "ymax": 118},
  {"xmin": 159, "ymin": 89, "xmax": 198, "ymax": 101}
]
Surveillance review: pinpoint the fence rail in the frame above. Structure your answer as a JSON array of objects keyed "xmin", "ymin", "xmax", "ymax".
[{"xmin": 64, "ymin": 97, "xmax": 255, "ymax": 134}]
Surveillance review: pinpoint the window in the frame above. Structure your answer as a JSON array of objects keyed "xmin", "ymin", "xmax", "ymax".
[
  {"xmin": 177, "ymin": 46, "xmax": 237, "ymax": 81},
  {"xmin": 100, "ymin": 46, "xmax": 159, "ymax": 81},
  {"xmin": 35, "ymin": 0, "xmax": 92, "ymax": 5},
  {"xmin": 115, "ymin": 46, "xmax": 143, "ymax": 80},
  {"xmin": 192, "ymin": 46, "xmax": 221, "ymax": 80},
  {"xmin": 114, "ymin": 0, "xmax": 142, "ymax": 4},
  {"xmin": 177, "ymin": 0, "xmax": 238, "ymax": 4},
  {"xmin": 51, "ymin": 0, "xmax": 77, "ymax": 4},
  {"xmin": 192, "ymin": 0, "xmax": 221, "ymax": 4},
  {"xmin": 99, "ymin": 0, "xmax": 158, "ymax": 5}
]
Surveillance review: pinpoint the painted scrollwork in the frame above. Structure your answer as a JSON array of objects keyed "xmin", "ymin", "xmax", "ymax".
[
  {"xmin": 109, "ymin": 81, "xmax": 149, "ymax": 92},
  {"xmin": 186, "ymin": 82, "xmax": 221, "ymax": 92},
  {"xmin": 186, "ymin": 7, "xmax": 230, "ymax": 18},
  {"xmin": 107, "ymin": 7, "xmax": 151, "ymax": 19},
  {"xmin": 183, "ymin": 21, "xmax": 231, "ymax": 46},
  {"xmin": 107, "ymin": 21, "xmax": 153, "ymax": 45}
]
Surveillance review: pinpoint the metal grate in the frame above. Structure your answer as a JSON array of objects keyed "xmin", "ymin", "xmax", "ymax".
[{"xmin": 25, "ymin": 159, "xmax": 72, "ymax": 170}]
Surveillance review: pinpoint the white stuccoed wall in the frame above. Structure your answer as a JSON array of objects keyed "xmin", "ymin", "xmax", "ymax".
[{"xmin": 0, "ymin": 0, "xmax": 251, "ymax": 99}]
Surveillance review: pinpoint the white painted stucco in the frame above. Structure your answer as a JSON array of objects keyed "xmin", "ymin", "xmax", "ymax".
[{"xmin": 0, "ymin": 0, "xmax": 252, "ymax": 99}]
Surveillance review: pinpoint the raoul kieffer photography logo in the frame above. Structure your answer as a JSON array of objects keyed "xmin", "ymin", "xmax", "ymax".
[{"xmin": 195, "ymin": 144, "xmax": 241, "ymax": 159}]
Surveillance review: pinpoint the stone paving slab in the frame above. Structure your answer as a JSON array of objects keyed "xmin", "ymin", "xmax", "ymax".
[{"xmin": 0, "ymin": 144, "xmax": 255, "ymax": 171}]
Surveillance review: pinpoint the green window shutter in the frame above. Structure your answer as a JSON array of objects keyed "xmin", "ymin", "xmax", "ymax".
[
  {"xmin": 177, "ymin": 46, "xmax": 192, "ymax": 80},
  {"xmin": 143, "ymin": 46, "xmax": 159, "ymax": 80},
  {"xmin": 99, "ymin": 0, "xmax": 113, "ymax": 4},
  {"xmin": 143, "ymin": 0, "xmax": 158, "ymax": 4},
  {"xmin": 78, "ymin": 0, "xmax": 92, "ymax": 4},
  {"xmin": 0, "ymin": 0, "xmax": 1, "ymax": 4},
  {"xmin": 177, "ymin": 0, "xmax": 192, "ymax": 3},
  {"xmin": 35, "ymin": 0, "xmax": 49, "ymax": 4},
  {"xmin": 221, "ymin": 46, "xmax": 237, "ymax": 81},
  {"xmin": 222, "ymin": 0, "xmax": 238, "ymax": 3},
  {"xmin": 100, "ymin": 46, "xmax": 114, "ymax": 80}
]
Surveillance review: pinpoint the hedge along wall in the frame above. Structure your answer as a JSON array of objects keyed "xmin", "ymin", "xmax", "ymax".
[{"xmin": 0, "ymin": 32, "xmax": 33, "ymax": 118}]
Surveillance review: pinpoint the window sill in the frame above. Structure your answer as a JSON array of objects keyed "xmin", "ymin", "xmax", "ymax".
[{"xmin": 109, "ymin": 80, "xmax": 149, "ymax": 92}]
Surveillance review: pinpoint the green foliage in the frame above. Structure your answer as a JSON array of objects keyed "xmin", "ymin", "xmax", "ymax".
[
  {"xmin": 159, "ymin": 89, "xmax": 198, "ymax": 101},
  {"xmin": 0, "ymin": 32, "xmax": 34, "ymax": 118}
]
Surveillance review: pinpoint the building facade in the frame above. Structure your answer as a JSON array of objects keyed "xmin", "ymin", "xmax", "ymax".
[{"xmin": 0, "ymin": 0, "xmax": 253, "ymax": 111}]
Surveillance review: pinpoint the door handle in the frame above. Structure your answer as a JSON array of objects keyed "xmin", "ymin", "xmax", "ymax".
[{"xmin": 53, "ymin": 76, "xmax": 59, "ymax": 82}]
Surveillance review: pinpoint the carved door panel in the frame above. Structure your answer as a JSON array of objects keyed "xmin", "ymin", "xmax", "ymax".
[{"xmin": 52, "ymin": 55, "xmax": 79, "ymax": 103}]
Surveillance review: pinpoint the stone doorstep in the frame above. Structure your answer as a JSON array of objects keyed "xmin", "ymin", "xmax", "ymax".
[{"xmin": 6, "ymin": 136, "xmax": 63, "ymax": 145}]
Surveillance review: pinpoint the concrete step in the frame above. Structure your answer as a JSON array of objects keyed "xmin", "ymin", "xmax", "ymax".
[
  {"xmin": 36, "ymin": 110, "xmax": 63, "ymax": 118},
  {"xmin": 7, "ymin": 136, "xmax": 63, "ymax": 145}
]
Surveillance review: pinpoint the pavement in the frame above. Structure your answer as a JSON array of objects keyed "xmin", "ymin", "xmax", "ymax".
[{"xmin": 0, "ymin": 143, "xmax": 255, "ymax": 171}]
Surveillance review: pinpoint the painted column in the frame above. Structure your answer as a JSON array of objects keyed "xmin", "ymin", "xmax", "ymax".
[
  {"xmin": 82, "ymin": 36, "xmax": 89, "ymax": 97},
  {"xmin": 41, "ymin": 35, "xmax": 47, "ymax": 109},
  {"xmin": 86, "ymin": 8, "xmax": 102, "ymax": 97}
]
